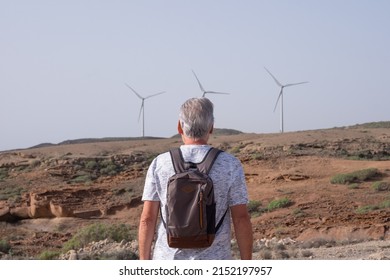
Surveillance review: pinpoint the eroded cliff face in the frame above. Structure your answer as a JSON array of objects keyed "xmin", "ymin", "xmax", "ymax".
[
  {"xmin": 1, "ymin": 188, "xmax": 142, "ymax": 222},
  {"xmin": 0, "ymin": 151, "xmax": 149, "ymax": 223}
]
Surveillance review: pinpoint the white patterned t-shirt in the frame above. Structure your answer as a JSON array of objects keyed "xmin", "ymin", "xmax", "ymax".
[{"xmin": 141, "ymin": 145, "xmax": 248, "ymax": 260}]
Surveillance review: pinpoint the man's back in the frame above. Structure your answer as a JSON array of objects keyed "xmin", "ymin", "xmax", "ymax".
[{"xmin": 142, "ymin": 144, "xmax": 248, "ymax": 259}]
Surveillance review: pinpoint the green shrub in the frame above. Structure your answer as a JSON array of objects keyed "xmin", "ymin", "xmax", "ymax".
[
  {"xmin": 330, "ymin": 174, "xmax": 355, "ymax": 184},
  {"xmin": 229, "ymin": 143, "xmax": 247, "ymax": 154},
  {"xmin": 355, "ymin": 205, "xmax": 379, "ymax": 214},
  {"xmin": 38, "ymin": 250, "xmax": 61, "ymax": 260},
  {"xmin": 0, "ymin": 239, "xmax": 11, "ymax": 253},
  {"xmin": 62, "ymin": 223, "xmax": 136, "ymax": 252},
  {"xmin": 85, "ymin": 160, "xmax": 98, "ymax": 170},
  {"xmin": 247, "ymin": 200, "xmax": 262, "ymax": 213},
  {"xmin": 371, "ymin": 181, "xmax": 390, "ymax": 192},
  {"xmin": 0, "ymin": 168, "xmax": 9, "ymax": 181},
  {"xmin": 347, "ymin": 183, "xmax": 359, "ymax": 189},
  {"xmin": 0, "ymin": 185, "xmax": 25, "ymax": 202},
  {"xmin": 99, "ymin": 159, "xmax": 120, "ymax": 176},
  {"xmin": 356, "ymin": 198, "xmax": 390, "ymax": 214},
  {"xmin": 247, "ymin": 200, "xmax": 265, "ymax": 217},
  {"xmin": 70, "ymin": 174, "xmax": 92, "ymax": 184},
  {"xmin": 100, "ymin": 164, "xmax": 118, "ymax": 176},
  {"xmin": 267, "ymin": 197, "xmax": 292, "ymax": 211},
  {"xmin": 379, "ymin": 199, "xmax": 390, "ymax": 209},
  {"xmin": 251, "ymin": 153, "xmax": 264, "ymax": 161},
  {"xmin": 349, "ymin": 168, "xmax": 378, "ymax": 181},
  {"xmin": 330, "ymin": 168, "xmax": 379, "ymax": 184}
]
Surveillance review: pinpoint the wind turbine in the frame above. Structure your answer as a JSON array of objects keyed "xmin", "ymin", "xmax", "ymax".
[
  {"xmin": 125, "ymin": 83, "xmax": 165, "ymax": 138},
  {"xmin": 192, "ymin": 70, "xmax": 231, "ymax": 97},
  {"xmin": 264, "ymin": 67, "xmax": 308, "ymax": 133}
]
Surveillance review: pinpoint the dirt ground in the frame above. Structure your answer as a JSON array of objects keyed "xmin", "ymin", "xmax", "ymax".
[{"xmin": 1, "ymin": 126, "xmax": 389, "ymax": 259}]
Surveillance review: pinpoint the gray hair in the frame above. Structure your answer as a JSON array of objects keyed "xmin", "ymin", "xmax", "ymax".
[{"xmin": 179, "ymin": 97, "xmax": 214, "ymax": 140}]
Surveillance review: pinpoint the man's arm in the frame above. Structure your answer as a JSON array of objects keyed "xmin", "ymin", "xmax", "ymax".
[
  {"xmin": 138, "ymin": 200, "xmax": 160, "ymax": 260},
  {"xmin": 231, "ymin": 204, "xmax": 253, "ymax": 260}
]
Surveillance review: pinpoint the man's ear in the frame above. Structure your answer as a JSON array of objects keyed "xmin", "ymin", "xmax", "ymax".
[
  {"xmin": 177, "ymin": 121, "xmax": 184, "ymax": 134},
  {"xmin": 209, "ymin": 124, "xmax": 214, "ymax": 134}
]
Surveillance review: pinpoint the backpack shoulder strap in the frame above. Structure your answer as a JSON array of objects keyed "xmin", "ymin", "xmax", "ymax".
[
  {"xmin": 216, "ymin": 208, "xmax": 228, "ymax": 232},
  {"xmin": 169, "ymin": 148, "xmax": 191, "ymax": 173},
  {"xmin": 196, "ymin": 147, "xmax": 222, "ymax": 174},
  {"xmin": 169, "ymin": 147, "xmax": 222, "ymax": 174}
]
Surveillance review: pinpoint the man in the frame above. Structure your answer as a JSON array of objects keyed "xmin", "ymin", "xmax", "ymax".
[{"xmin": 138, "ymin": 97, "xmax": 252, "ymax": 260}]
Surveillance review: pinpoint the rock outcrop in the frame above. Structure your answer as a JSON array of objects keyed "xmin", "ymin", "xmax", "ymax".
[{"xmin": 0, "ymin": 189, "xmax": 142, "ymax": 222}]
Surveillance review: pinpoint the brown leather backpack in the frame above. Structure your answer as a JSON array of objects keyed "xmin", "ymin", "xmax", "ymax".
[{"xmin": 162, "ymin": 147, "xmax": 227, "ymax": 248}]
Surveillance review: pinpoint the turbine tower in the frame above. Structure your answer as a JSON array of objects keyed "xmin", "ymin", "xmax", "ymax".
[
  {"xmin": 192, "ymin": 70, "xmax": 230, "ymax": 97},
  {"xmin": 264, "ymin": 67, "xmax": 308, "ymax": 133},
  {"xmin": 125, "ymin": 83, "xmax": 165, "ymax": 138}
]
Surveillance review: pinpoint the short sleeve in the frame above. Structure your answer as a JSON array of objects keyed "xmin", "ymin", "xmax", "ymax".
[
  {"xmin": 141, "ymin": 158, "xmax": 160, "ymax": 201},
  {"xmin": 227, "ymin": 158, "xmax": 249, "ymax": 206}
]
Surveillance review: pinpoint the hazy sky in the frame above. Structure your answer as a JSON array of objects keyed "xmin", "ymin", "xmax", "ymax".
[{"xmin": 1, "ymin": 0, "xmax": 389, "ymax": 151}]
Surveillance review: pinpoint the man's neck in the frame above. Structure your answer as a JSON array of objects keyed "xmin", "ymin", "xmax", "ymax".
[{"xmin": 181, "ymin": 135, "xmax": 208, "ymax": 145}]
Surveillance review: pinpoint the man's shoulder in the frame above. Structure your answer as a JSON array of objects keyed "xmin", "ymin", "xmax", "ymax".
[
  {"xmin": 215, "ymin": 149, "xmax": 241, "ymax": 164},
  {"xmin": 156, "ymin": 150, "xmax": 171, "ymax": 158},
  {"xmin": 153, "ymin": 151, "xmax": 172, "ymax": 164}
]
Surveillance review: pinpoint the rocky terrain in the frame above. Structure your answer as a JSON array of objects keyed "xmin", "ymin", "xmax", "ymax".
[{"xmin": 1, "ymin": 124, "xmax": 389, "ymax": 259}]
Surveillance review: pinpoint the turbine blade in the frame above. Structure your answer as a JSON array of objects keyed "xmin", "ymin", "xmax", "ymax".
[
  {"xmin": 125, "ymin": 83, "xmax": 144, "ymax": 100},
  {"xmin": 284, "ymin": 81, "xmax": 309, "ymax": 87},
  {"xmin": 273, "ymin": 89, "xmax": 283, "ymax": 112},
  {"xmin": 264, "ymin": 67, "xmax": 283, "ymax": 87},
  {"xmin": 192, "ymin": 70, "xmax": 206, "ymax": 93},
  {"xmin": 138, "ymin": 102, "xmax": 144, "ymax": 122},
  {"xmin": 205, "ymin": 91, "xmax": 230, "ymax": 95},
  {"xmin": 144, "ymin": 91, "xmax": 165, "ymax": 99}
]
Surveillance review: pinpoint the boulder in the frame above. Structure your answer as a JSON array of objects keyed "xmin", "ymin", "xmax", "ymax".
[
  {"xmin": 10, "ymin": 207, "xmax": 30, "ymax": 219},
  {"xmin": 50, "ymin": 201, "xmax": 73, "ymax": 217},
  {"xmin": 29, "ymin": 193, "xmax": 54, "ymax": 218}
]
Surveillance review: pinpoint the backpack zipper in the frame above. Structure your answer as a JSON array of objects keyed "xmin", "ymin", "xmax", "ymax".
[{"xmin": 199, "ymin": 191, "xmax": 204, "ymax": 229}]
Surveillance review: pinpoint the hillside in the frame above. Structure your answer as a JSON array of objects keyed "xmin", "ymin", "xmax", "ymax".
[{"xmin": 0, "ymin": 124, "xmax": 390, "ymax": 259}]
